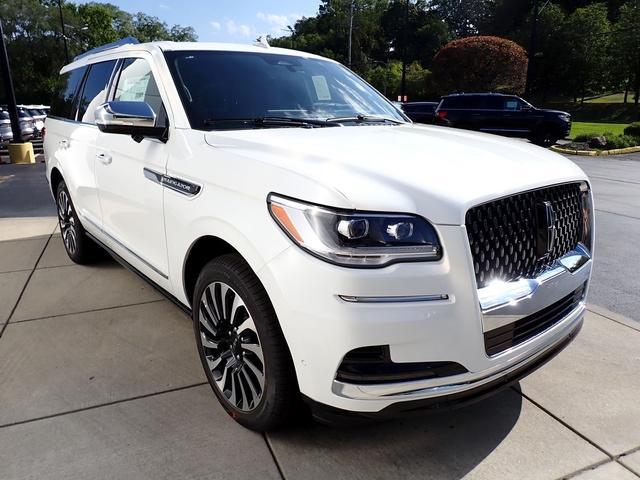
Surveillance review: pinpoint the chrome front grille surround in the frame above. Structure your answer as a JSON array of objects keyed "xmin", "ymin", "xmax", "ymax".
[{"xmin": 465, "ymin": 182, "xmax": 585, "ymax": 289}]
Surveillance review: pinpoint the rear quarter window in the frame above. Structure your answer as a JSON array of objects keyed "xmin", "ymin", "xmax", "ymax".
[
  {"xmin": 50, "ymin": 67, "xmax": 87, "ymax": 120},
  {"xmin": 77, "ymin": 60, "xmax": 117, "ymax": 123}
]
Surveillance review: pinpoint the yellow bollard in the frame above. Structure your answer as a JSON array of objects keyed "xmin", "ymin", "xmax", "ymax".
[{"xmin": 8, "ymin": 142, "xmax": 35, "ymax": 164}]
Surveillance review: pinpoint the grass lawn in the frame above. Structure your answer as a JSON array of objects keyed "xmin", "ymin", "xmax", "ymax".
[
  {"xmin": 570, "ymin": 122, "xmax": 628, "ymax": 139},
  {"xmin": 584, "ymin": 92, "xmax": 627, "ymax": 103}
]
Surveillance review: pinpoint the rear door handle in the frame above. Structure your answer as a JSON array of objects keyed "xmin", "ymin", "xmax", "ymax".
[
  {"xmin": 59, "ymin": 139, "xmax": 69, "ymax": 148},
  {"xmin": 96, "ymin": 152, "xmax": 112, "ymax": 165}
]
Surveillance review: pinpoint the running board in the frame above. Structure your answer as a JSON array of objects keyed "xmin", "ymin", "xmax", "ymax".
[{"xmin": 86, "ymin": 231, "xmax": 193, "ymax": 317}]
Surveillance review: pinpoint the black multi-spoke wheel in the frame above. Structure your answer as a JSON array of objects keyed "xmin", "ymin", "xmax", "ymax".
[
  {"xmin": 57, "ymin": 188, "xmax": 78, "ymax": 255},
  {"xmin": 533, "ymin": 131, "xmax": 558, "ymax": 148},
  {"xmin": 199, "ymin": 281, "xmax": 265, "ymax": 411},
  {"xmin": 193, "ymin": 254, "xmax": 299, "ymax": 431},
  {"xmin": 55, "ymin": 180, "xmax": 101, "ymax": 264}
]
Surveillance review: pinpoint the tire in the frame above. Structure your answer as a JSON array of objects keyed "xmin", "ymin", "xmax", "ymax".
[
  {"xmin": 532, "ymin": 131, "xmax": 558, "ymax": 148},
  {"xmin": 55, "ymin": 180, "xmax": 101, "ymax": 264},
  {"xmin": 193, "ymin": 254, "xmax": 299, "ymax": 431}
]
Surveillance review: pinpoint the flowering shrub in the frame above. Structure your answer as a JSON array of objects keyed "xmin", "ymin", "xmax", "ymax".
[{"xmin": 431, "ymin": 36, "xmax": 528, "ymax": 95}]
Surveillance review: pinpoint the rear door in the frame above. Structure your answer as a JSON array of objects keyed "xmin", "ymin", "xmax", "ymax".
[
  {"xmin": 45, "ymin": 66, "xmax": 101, "ymax": 227},
  {"xmin": 94, "ymin": 55, "xmax": 171, "ymax": 287},
  {"xmin": 60, "ymin": 60, "xmax": 117, "ymax": 231}
]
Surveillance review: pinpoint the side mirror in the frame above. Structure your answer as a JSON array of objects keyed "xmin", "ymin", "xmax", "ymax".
[{"xmin": 95, "ymin": 101, "xmax": 166, "ymax": 142}]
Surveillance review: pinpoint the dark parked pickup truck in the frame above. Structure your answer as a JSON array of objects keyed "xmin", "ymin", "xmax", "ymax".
[{"xmin": 434, "ymin": 93, "xmax": 571, "ymax": 147}]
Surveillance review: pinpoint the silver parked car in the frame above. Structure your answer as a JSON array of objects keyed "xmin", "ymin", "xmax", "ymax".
[
  {"xmin": 27, "ymin": 108, "xmax": 47, "ymax": 137},
  {"xmin": 0, "ymin": 110, "xmax": 14, "ymax": 145},
  {"xmin": 18, "ymin": 109, "xmax": 36, "ymax": 140}
]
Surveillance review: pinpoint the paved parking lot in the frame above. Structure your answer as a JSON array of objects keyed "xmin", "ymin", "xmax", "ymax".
[{"xmin": 1, "ymin": 155, "xmax": 639, "ymax": 479}]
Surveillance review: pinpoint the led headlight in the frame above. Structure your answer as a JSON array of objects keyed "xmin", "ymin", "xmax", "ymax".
[{"xmin": 268, "ymin": 194, "xmax": 441, "ymax": 267}]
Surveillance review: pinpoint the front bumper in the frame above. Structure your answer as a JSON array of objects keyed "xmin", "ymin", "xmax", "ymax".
[{"xmin": 258, "ymin": 224, "xmax": 592, "ymax": 414}]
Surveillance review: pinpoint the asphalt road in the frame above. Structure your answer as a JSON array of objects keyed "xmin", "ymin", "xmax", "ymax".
[{"xmin": 566, "ymin": 153, "xmax": 640, "ymax": 323}]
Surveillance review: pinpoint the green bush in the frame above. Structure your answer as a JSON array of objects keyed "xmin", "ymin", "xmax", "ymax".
[
  {"xmin": 624, "ymin": 122, "xmax": 640, "ymax": 138},
  {"xmin": 573, "ymin": 133, "xmax": 599, "ymax": 142},
  {"xmin": 571, "ymin": 132, "xmax": 640, "ymax": 150},
  {"xmin": 605, "ymin": 135, "xmax": 639, "ymax": 150}
]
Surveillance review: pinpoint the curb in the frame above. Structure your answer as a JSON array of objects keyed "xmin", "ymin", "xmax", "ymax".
[{"xmin": 551, "ymin": 145, "xmax": 640, "ymax": 156}]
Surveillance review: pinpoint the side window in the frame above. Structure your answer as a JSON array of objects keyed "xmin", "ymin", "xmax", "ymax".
[
  {"xmin": 504, "ymin": 98, "xmax": 520, "ymax": 111},
  {"xmin": 77, "ymin": 60, "xmax": 117, "ymax": 123},
  {"xmin": 114, "ymin": 58, "xmax": 163, "ymax": 118},
  {"xmin": 485, "ymin": 97, "xmax": 503, "ymax": 109},
  {"xmin": 50, "ymin": 67, "xmax": 87, "ymax": 120}
]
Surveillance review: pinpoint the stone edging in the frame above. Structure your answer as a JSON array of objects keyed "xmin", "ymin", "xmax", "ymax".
[{"xmin": 551, "ymin": 145, "xmax": 640, "ymax": 156}]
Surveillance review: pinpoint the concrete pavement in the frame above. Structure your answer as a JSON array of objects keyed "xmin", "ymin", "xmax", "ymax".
[{"xmin": 1, "ymin": 159, "xmax": 639, "ymax": 479}]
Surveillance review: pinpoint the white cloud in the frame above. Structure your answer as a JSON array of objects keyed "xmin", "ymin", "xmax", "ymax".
[
  {"xmin": 210, "ymin": 21, "xmax": 221, "ymax": 31},
  {"xmin": 159, "ymin": 4, "xmax": 170, "ymax": 10},
  {"xmin": 257, "ymin": 12, "xmax": 302, "ymax": 34},
  {"xmin": 226, "ymin": 19, "xmax": 252, "ymax": 37}
]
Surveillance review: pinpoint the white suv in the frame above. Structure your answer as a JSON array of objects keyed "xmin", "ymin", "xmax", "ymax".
[{"xmin": 44, "ymin": 39, "xmax": 594, "ymax": 431}]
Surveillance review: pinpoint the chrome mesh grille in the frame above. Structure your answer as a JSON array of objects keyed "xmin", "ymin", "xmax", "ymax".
[{"xmin": 466, "ymin": 183, "xmax": 583, "ymax": 289}]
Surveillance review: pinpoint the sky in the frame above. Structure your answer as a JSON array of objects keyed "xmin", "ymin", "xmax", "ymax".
[{"xmin": 77, "ymin": 0, "xmax": 322, "ymax": 42}]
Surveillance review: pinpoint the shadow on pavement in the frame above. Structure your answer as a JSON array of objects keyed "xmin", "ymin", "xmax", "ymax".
[
  {"xmin": 0, "ymin": 163, "xmax": 56, "ymax": 219},
  {"xmin": 270, "ymin": 388, "xmax": 522, "ymax": 479}
]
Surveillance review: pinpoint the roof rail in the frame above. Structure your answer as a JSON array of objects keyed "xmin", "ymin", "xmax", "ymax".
[{"xmin": 73, "ymin": 37, "xmax": 139, "ymax": 62}]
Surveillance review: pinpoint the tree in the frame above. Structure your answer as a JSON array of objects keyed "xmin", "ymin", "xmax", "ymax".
[
  {"xmin": 429, "ymin": 0, "xmax": 494, "ymax": 37},
  {"xmin": 381, "ymin": 0, "xmax": 450, "ymax": 67},
  {"xmin": 613, "ymin": 0, "xmax": 640, "ymax": 103},
  {"xmin": 431, "ymin": 36, "xmax": 529, "ymax": 95},
  {"xmin": 563, "ymin": 3, "xmax": 611, "ymax": 102},
  {"xmin": 0, "ymin": 0, "xmax": 197, "ymax": 105},
  {"xmin": 510, "ymin": 3, "xmax": 570, "ymax": 101}
]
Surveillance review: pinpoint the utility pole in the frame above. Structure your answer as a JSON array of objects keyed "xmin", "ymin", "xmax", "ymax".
[
  {"xmin": 348, "ymin": 0, "xmax": 354, "ymax": 69},
  {"xmin": 400, "ymin": 0, "xmax": 409, "ymax": 101},
  {"xmin": 0, "ymin": 21, "xmax": 22, "ymax": 147},
  {"xmin": 57, "ymin": 0, "xmax": 70, "ymax": 63},
  {"xmin": 524, "ymin": 0, "xmax": 540, "ymax": 99}
]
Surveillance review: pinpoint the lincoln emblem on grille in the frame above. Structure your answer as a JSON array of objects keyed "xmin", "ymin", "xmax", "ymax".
[{"xmin": 535, "ymin": 200, "xmax": 557, "ymax": 259}]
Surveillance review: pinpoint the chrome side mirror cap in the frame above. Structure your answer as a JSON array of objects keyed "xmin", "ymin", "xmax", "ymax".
[{"xmin": 95, "ymin": 101, "xmax": 166, "ymax": 142}]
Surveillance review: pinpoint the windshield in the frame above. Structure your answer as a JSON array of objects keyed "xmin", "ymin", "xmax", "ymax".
[{"xmin": 164, "ymin": 50, "xmax": 406, "ymax": 130}]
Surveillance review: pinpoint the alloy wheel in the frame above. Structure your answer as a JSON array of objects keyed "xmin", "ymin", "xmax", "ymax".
[
  {"xmin": 57, "ymin": 189, "xmax": 77, "ymax": 255},
  {"xmin": 198, "ymin": 282, "xmax": 265, "ymax": 412}
]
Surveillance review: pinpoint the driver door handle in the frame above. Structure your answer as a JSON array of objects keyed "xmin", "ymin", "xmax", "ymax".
[
  {"xmin": 96, "ymin": 152, "xmax": 112, "ymax": 165},
  {"xmin": 59, "ymin": 139, "xmax": 69, "ymax": 149}
]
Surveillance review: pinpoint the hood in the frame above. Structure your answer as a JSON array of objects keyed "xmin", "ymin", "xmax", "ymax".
[
  {"xmin": 538, "ymin": 108, "xmax": 570, "ymax": 117},
  {"xmin": 204, "ymin": 124, "xmax": 587, "ymax": 225}
]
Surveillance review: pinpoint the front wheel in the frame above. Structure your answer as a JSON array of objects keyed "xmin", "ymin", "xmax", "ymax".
[
  {"xmin": 193, "ymin": 254, "xmax": 299, "ymax": 431},
  {"xmin": 532, "ymin": 131, "xmax": 558, "ymax": 148},
  {"xmin": 55, "ymin": 180, "xmax": 101, "ymax": 264}
]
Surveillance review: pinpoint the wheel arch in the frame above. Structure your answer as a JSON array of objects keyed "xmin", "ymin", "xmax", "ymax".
[
  {"xmin": 182, "ymin": 235, "xmax": 241, "ymax": 308},
  {"xmin": 50, "ymin": 166, "xmax": 63, "ymax": 196}
]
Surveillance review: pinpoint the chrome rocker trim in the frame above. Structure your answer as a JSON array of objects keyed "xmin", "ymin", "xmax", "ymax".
[{"xmin": 332, "ymin": 301, "xmax": 584, "ymax": 401}]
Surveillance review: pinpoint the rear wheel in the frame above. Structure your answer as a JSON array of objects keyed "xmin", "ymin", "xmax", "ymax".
[
  {"xmin": 193, "ymin": 254, "xmax": 299, "ymax": 431},
  {"xmin": 55, "ymin": 180, "xmax": 101, "ymax": 264}
]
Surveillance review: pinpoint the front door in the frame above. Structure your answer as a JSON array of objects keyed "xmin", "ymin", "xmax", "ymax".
[{"xmin": 95, "ymin": 55, "xmax": 171, "ymax": 287}]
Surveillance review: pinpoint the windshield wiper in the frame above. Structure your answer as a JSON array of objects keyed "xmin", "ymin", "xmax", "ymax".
[
  {"xmin": 203, "ymin": 116, "xmax": 340, "ymax": 130},
  {"xmin": 326, "ymin": 114, "xmax": 405, "ymax": 125}
]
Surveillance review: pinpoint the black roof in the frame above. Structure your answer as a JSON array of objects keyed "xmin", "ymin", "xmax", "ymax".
[{"xmin": 442, "ymin": 92, "xmax": 515, "ymax": 98}]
